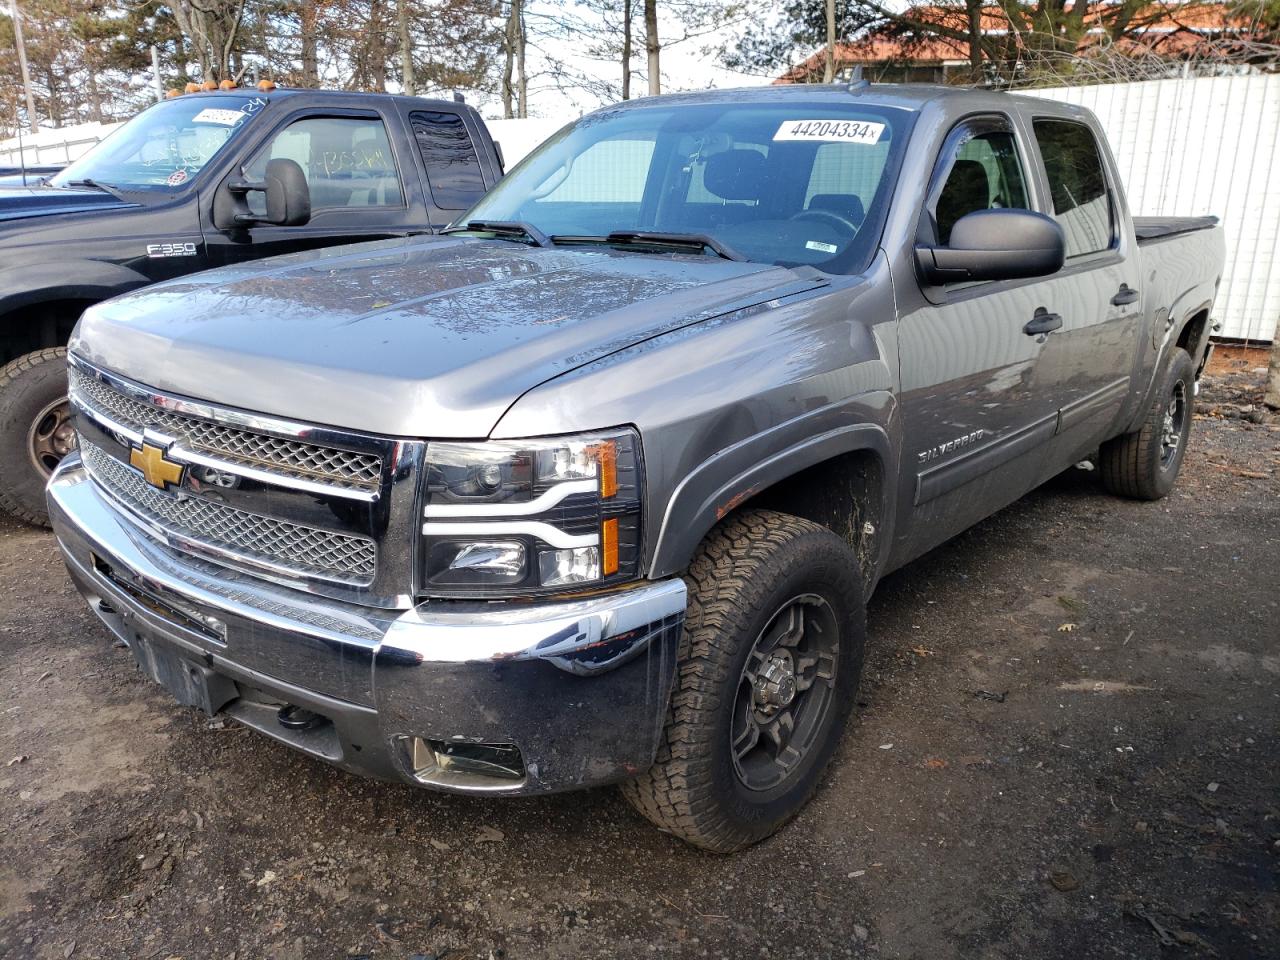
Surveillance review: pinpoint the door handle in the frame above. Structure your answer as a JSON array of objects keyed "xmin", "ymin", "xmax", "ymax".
[
  {"xmin": 1024, "ymin": 308, "xmax": 1063, "ymax": 336},
  {"xmin": 1111, "ymin": 284, "xmax": 1140, "ymax": 306}
]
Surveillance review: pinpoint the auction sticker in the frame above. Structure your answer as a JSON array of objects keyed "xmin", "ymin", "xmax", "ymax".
[
  {"xmin": 167, "ymin": 169, "xmax": 188, "ymax": 186},
  {"xmin": 192, "ymin": 108, "xmax": 247, "ymax": 126},
  {"xmin": 773, "ymin": 119, "xmax": 885, "ymax": 144}
]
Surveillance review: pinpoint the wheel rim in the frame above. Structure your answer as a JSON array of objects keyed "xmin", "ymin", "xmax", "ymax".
[
  {"xmin": 731, "ymin": 593, "xmax": 840, "ymax": 792},
  {"xmin": 28, "ymin": 396, "xmax": 77, "ymax": 479},
  {"xmin": 1160, "ymin": 379, "xmax": 1187, "ymax": 468}
]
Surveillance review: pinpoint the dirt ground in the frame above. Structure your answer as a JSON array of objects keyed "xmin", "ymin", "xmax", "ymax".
[{"xmin": 1, "ymin": 363, "xmax": 1277, "ymax": 960}]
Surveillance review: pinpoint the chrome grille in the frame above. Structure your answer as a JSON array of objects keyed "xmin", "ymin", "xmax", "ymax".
[
  {"xmin": 81, "ymin": 440, "xmax": 377, "ymax": 585},
  {"xmin": 70, "ymin": 368, "xmax": 382, "ymax": 490}
]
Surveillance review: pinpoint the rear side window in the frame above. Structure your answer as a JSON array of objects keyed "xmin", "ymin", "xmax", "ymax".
[
  {"xmin": 410, "ymin": 111, "xmax": 485, "ymax": 210},
  {"xmin": 1033, "ymin": 119, "xmax": 1114, "ymax": 258}
]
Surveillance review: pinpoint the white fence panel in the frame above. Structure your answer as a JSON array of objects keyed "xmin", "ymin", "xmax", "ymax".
[{"xmin": 1030, "ymin": 74, "xmax": 1280, "ymax": 343}]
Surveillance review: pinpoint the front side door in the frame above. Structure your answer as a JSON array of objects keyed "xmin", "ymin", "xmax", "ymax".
[
  {"xmin": 893, "ymin": 113, "xmax": 1064, "ymax": 565},
  {"xmin": 203, "ymin": 110, "xmax": 428, "ymax": 268}
]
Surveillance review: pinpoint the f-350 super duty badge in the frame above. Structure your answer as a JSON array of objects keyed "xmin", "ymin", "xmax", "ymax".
[{"xmin": 146, "ymin": 241, "xmax": 197, "ymax": 258}]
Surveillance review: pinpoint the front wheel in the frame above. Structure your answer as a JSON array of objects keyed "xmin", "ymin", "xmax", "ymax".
[
  {"xmin": 0, "ymin": 347, "xmax": 74, "ymax": 527},
  {"xmin": 620, "ymin": 509, "xmax": 865, "ymax": 852},
  {"xmin": 1099, "ymin": 347, "xmax": 1194, "ymax": 501}
]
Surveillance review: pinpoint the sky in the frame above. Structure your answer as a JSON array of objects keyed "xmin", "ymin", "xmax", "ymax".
[{"xmin": 473, "ymin": 4, "xmax": 780, "ymax": 120}]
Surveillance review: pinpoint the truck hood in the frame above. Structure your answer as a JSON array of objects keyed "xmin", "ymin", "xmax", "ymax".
[
  {"xmin": 73, "ymin": 235, "xmax": 827, "ymax": 437},
  {"xmin": 0, "ymin": 184, "xmax": 140, "ymax": 223}
]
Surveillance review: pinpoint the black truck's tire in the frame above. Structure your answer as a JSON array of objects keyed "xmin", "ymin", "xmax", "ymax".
[
  {"xmin": 1098, "ymin": 347, "xmax": 1195, "ymax": 501},
  {"xmin": 0, "ymin": 347, "xmax": 74, "ymax": 527},
  {"xmin": 621, "ymin": 509, "xmax": 866, "ymax": 852}
]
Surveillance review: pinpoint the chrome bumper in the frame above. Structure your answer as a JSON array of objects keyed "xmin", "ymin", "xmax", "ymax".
[{"xmin": 48, "ymin": 456, "xmax": 687, "ymax": 795}]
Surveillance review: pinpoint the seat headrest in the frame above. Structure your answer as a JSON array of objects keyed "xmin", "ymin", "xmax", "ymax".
[{"xmin": 703, "ymin": 149, "xmax": 767, "ymax": 202}]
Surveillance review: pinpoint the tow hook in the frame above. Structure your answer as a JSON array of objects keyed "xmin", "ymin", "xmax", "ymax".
[{"xmin": 277, "ymin": 704, "xmax": 327, "ymax": 731}]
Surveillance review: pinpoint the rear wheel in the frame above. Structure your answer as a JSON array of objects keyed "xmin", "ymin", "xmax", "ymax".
[
  {"xmin": 0, "ymin": 347, "xmax": 74, "ymax": 527},
  {"xmin": 1099, "ymin": 347, "xmax": 1194, "ymax": 501},
  {"xmin": 621, "ymin": 509, "xmax": 865, "ymax": 852}
]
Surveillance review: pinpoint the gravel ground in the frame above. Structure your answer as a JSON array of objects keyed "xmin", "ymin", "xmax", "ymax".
[{"xmin": 1, "ymin": 368, "xmax": 1277, "ymax": 960}]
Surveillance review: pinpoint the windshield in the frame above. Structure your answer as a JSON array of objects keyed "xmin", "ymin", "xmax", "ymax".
[
  {"xmin": 462, "ymin": 100, "xmax": 913, "ymax": 273},
  {"xmin": 50, "ymin": 95, "xmax": 267, "ymax": 192}
]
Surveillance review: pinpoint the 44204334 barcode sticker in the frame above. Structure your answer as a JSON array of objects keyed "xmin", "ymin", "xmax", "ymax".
[{"xmin": 773, "ymin": 119, "xmax": 885, "ymax": 144}]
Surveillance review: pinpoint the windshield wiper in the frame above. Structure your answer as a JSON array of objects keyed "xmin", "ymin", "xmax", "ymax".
[
  {"xmin": 555, "ymin": 231, "xmax": 746, "ymax": 262},
  {"xmin": 62, "ymin": 178, "xmax": 129, "ymax": 201},
  {"xmin": 442, "ymin": 219, "xmax": 552, "ymax": 248}
]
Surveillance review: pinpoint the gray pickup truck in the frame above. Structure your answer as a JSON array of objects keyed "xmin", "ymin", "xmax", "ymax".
[{"xmin": 48, "ymin": 84, "xmax": 1224, "ymax": 852}]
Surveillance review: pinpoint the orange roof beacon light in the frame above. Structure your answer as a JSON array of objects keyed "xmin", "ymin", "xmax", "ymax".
[
  {"xmin": 165, "ymin": 88, "xmax": 183, "ymax": 98},
  {"xmin": 184, "ymin": 82, "xmax": 200, "ymax": 94},
  {"xmin": 257, "ymin": 79, "xmax": 278, "ymax": 92},
  {"xmin": 201, "ymin": 80, "xmax": 218, "ymax": 91},
  {"xmin": 219, "ymin": 79, "xmax": 236, "ymax": 90}
]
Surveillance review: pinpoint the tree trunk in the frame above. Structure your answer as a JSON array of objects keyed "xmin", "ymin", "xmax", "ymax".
[
  {"xmin": 966, "ymin": 0, "xmax": 983, "ymax": 70},
  {"xmin": 501, "ymin": 0, "xmax": 515, "ymax": 118},
  {"xmin": 300, "ymin": 0, "xmax": 319, "ymax": 86},
  {"xmin": 644, "ymin": 0, "xmax": 659, "ymax": 95},
  {"xmin": 823, "ymin": 0, "xmax": 835, "ymax": 82},
  {"xmin": 1266, "ymin": 330, "xmax": 1280, "ymax": 410},
  {"xmin": 516, "ymin": 0, "xmax": 527, "ymax": 118},
  {"xmin": 621, "ymin": 0, "xmax": 632, "ymax": 99},
  {"xmin": 398, "ymin": 0, "xmax": 414, "ymax": 95},
  {"xmin": 86, "ymin": 67, "xmax": 103, "ymax": 124}
]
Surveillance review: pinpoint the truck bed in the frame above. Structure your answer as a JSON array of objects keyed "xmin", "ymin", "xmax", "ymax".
[{"xmin": 1133, "ymin": 216, "xmax": 1219, "ymax": 243}]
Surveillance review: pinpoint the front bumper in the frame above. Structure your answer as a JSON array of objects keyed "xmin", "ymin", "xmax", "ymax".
[{"xmin": 48, "ymin": 456, "xmax": 687, "ymax": 794}]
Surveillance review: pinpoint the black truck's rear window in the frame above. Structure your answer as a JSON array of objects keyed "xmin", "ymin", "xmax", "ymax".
[{"xmin": 410, "ymin": 111, "xmax": 486, "ymax": 211}]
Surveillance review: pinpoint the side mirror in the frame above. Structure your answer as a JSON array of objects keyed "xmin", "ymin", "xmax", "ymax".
[
  {"xmin": 915, "ymin": 209, "xmax": 1064, "ymax": 285},
  {"xmin": 212, "ymin": 158, "xmax": 311, "ymax": 230}
]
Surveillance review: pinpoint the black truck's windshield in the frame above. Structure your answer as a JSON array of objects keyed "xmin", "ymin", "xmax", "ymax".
[
  {"xmin": 49, "ymin": 95, "xmax": 267, "ymax": 193},
  {"xmin": 462, "ymin": 101, "xmax": 913, "ymax": 273}
]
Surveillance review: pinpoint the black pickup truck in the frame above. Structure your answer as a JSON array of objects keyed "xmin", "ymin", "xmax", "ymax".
[{"xmin": 0, "ymin": 87, "xmax": 504, "ymax": 525}]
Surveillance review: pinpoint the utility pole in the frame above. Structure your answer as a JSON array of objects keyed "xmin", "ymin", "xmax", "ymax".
[
  {"xmin": 1266, "ymin": 322, "xmax": 1280, "ymax": 410},
  {"xmin": 823, "ymin": 0, "xmax": 835, "ymax": 82},
  {"xmin": 8, "ymin": 0, "xmax": 38, "ymax": 134},
  {"xmin": 151, "ymin": 45, "xmax": 164, "ymax": 102}
]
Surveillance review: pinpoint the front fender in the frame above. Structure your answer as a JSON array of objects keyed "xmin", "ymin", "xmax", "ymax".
[
  {"xmin": 648, "ymin": 391, "xmax": 897, "ymax": 580},
  {"xmin": 0, "ymin": 260, "xmax": 151, "ymax": 316}
]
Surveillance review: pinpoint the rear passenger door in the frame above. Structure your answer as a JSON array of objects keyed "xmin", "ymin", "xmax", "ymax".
[
  {"xmin": 205, "ymin": 109, "xmax": 429, "ymax": 268},
  {"xmin": 1026, "ymin": 115, "xmax": 1139, "ymax": 450},
  {"xmin": 894, "ymin": 114, "xmax": 1066, "ymax": 562}
]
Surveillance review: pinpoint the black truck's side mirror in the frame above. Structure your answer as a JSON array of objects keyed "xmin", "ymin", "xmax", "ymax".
[
  {"xmin": 213, "ymin": 158, "xmax": 311, "ymax": 230},
  {"xmin": 915, "ymin": 209, "xmax": 1065, "ymax": 285}
]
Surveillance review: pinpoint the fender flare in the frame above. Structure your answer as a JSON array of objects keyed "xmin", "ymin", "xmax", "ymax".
[
  {"xmin": 648, "ymin": 402, "xmax": 896, "ymax": 581},
  {"xmin": 1123, "ymin": 296, "xmax": 1215, "ymax": 435},
  {"xmin": 0, "ymin": 260, "xmax": 151, "ymax": 318}
]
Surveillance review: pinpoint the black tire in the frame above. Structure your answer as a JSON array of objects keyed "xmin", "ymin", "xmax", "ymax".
[
  {"xmin": 1099, "ymin": 347, "xmax": 1195, "ymax": 501},
  {"xmin": 0, "ymin": 347, "xmax": 74, "ymax": 527},
  {"xmin": 620, "ymin": 509, "xmax": 866, "ymax": 852}
]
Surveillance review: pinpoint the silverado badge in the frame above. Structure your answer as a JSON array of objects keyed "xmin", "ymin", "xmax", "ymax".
[{"xmin": 129, "ymin": 441, "xmax": 186, "ymax": 490}]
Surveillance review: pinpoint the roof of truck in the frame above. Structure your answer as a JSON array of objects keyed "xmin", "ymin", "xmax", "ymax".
[{"xmin": 600, "ymin": 82, "xmax": 1084, "ymax": 118}]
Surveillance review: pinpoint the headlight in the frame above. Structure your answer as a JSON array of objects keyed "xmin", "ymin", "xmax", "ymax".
[{"xmin": 419, "ymin": 428, "xmax": 642, "ymax": 597}]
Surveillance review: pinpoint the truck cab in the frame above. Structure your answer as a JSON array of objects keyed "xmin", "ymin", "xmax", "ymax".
[{"xmin": 0, "ymin": 87, "xmax": 504, "ymax": 525}]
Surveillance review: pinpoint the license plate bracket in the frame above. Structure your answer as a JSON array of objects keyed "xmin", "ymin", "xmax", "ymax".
[{"xmin": 130, "ymin": 633, "xmax": 237, "ymax": 715}]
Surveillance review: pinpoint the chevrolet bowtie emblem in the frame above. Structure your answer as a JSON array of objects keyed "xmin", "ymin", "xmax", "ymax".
[{"xmin": 129, "ymin": 441, "xmax": 186, "ymax": 490}]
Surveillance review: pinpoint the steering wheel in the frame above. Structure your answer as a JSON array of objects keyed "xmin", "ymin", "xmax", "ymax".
[{"xmin": 789, "ymin": 209, "xmax": 860, "ymax": 235}]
